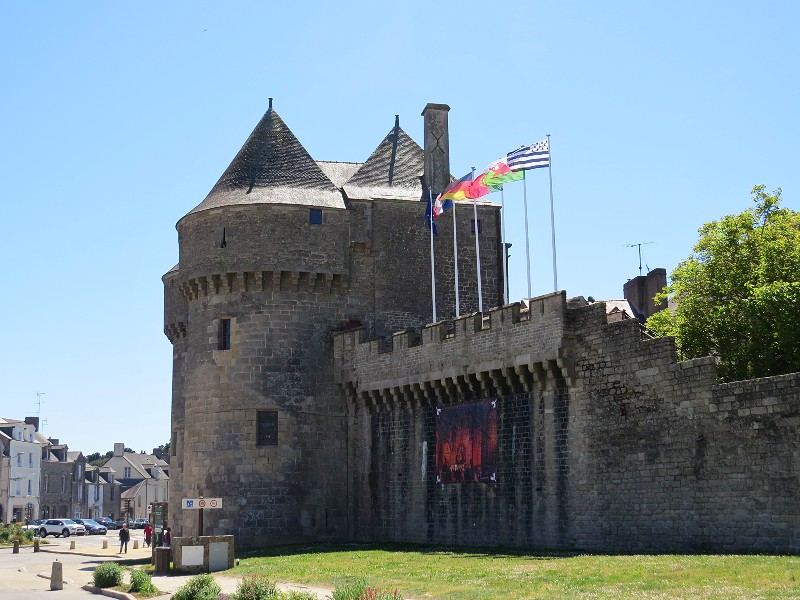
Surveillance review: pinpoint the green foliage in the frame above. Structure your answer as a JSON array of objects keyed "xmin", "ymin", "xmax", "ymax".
[
  {"xmin": 330, "ymin": 577, "xmax": 403, "ymax": 600},
  {"xmin": 647, "ymin": 185, "xmax": 800, "ymax": 381},
  {"xmin": 0, "ymin": 524, "xmax": 34, "ymax": 545},
  {"xmin": 171, "ymin": 573, "xmax": 221, "ymax": 600},
  {"xmin": 330, "ymin": 577, "xmax": 369, "ymax": 600},
  {"xmin": 154, "ymin": 440, "xmax": 171, "ymax": 457},
  {"xmin": 232, "ymin": 575, "xmax": 278, "ymax": 599},
  {"xmin": 129, "ymin": 569, "xmax": 158, "ymax": 594},
  {"xmin": 282, "ymin": 592, "xmax": 319, "ymax": 600},
  {"xmin": 93, "ymin": 562, "xmax": 124, "ymax": 588}
]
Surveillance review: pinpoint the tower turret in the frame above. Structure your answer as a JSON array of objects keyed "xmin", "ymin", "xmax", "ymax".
[{"xmin": 164, "ymin": 100, "xmax": 502, "ymax": 546}]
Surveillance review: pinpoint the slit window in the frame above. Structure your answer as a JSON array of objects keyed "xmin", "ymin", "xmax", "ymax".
[
  {"xmin": 257, "ymin": 411, "xmax": 278, "ymax": 446},
  {"xmin": 309, "ymin": 209, "xmax": 323, "ymax": 225},
  {"xmin": 219, "ymin": 318, "xmax": 231, "ymax": 350}
]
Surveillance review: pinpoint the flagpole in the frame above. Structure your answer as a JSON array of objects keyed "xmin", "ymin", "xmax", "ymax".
[
  {"xmin": 500, "ymin": 187, "xmax": 508, "ymax": 304},
  {"xmin": 471, "ymin": 167, "xmax": 483, "ymax": 314},
  {"xmin": 429, "ymin": 187, "xmax": 437, "ymax": 323},
  {"xmin": 522, "ymin": 171, "xmax": 532, "ymax": 299},
  {"xmin": 547, "ymin": 134, "xmax": 558, "ymax": 292},
  {"xmin": 453, "ymin": 198, "xmax": 460, "ymax": 318}
]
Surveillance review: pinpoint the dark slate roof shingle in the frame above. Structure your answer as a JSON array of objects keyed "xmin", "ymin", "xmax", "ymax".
[
  {"xmin": 343, "ymin": 119, "xmax": 425, "ymax": 201},
  {"xmin": 316, "ymin": 161, "xmax": 362, "ymax": 188},
  {"xmin": 186, "ymin": 100, "xmax": 345, "ymax": 217}
]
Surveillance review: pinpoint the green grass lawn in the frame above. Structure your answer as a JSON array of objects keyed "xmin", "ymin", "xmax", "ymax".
[{"xmin": 229, "ymin": 543, "xmax": 800, "ymax": 599}]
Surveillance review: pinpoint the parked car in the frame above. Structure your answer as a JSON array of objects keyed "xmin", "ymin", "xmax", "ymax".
[
  {"xmin": 23, "ymin": 519, "xmax": 43, "ymax": 531},
  {"xmin": 73, "ymin": 518, "xmax": 107, "ymax": 535},
  {"xmin": 113, "ymin": 519, "xmax": 126, "ymax": 529},
  {"xmin": 97, "ymin": 517, "xmax": 117, "ymax": 530},
  {"xmin": 132, "ymin": 518, "xmax": 148, "ymax": 529},
  {"xmin": 38, "ymin": 519, "xmax": 86, "ymax": 538}
]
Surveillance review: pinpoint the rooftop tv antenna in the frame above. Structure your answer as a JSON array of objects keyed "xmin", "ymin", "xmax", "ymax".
[
  {"xmin": 35, "ymin": 392, "xmax": 47, "ymax": 433},
  {"xmin": 625, "ymin": 242, "xmax": 654, "ymax": 276}
]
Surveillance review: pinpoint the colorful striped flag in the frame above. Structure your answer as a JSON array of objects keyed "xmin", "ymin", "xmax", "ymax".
[
  {"xmin": 468, "ymin": 159, "xmax": 524, "ymax": 198},
  {"xmin": 439, "ymin": 171, "xmax": 474, "ymax": 203},
  {"xmin": 507, "ymin": 139, "xmax": 550, "ymax": 170}
]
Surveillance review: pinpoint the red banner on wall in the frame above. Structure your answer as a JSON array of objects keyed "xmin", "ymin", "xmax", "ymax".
[{"xmin": 436, "ymin": 400, "xmax": 497, "ymax": 484}]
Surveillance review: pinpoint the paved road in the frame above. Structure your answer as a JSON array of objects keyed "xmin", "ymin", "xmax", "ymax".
[
  {"xmin": 0, "ymin": 544, "xmax": 110, "ymax": 599},
  {"xmin": 0, "ymin": 541, "xmax": 332, "ymax": 599}
]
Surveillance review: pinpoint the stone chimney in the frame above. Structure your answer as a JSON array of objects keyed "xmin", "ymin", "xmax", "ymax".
[
  {"xmin": 114, "ymin": 442, "xmax": 125, "ymax": 457},
  {"xmin": 24, "ymin": 416, "xmax": 39, "ymax": 431},
  {"xmin": 421, "ymin": 103, "xmax": 451, "ymax": 198},
  {"xmin": 623, "ymin": 268, "xmax": 668, "ymax": 320}
]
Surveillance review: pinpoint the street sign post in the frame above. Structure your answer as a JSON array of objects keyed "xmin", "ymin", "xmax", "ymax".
[
  {"xmin": 182, "ymin": 498, "xmax": 223, "ymax": 509},
  {"xmin": 182, "ymin": 497, "xmax": 222, "ymax": 536}
]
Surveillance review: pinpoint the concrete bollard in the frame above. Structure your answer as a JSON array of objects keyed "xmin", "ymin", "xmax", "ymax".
[
  {"xmin": 133, "ymin": 540, "xmax": 139, "ymax": 550},
  {"xmin": 34, "ymin": 538, "xmax": 40, "ymax": 552},
  {"xmin": 70, "ymin": 540, "xmax": 76, "ymax": 550},
  {"xmin": 50, "ymin": 560, "xmax": 64, "ymax": 590},
  {"xmin": 13, "ymin": 540, "xmax": 20, "ymax": 554},
  {"xmin": 102, "ymin": 539, "xmax": 108, "ymax": 549}
]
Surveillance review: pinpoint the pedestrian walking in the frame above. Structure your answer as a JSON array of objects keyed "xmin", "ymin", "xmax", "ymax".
[
  {"xmin": 143, "ymin": 523, "xmax": 153, "ymax": 547},
  {"xmin": 119, "ymin": 524, "xmax": 130, "ymax": 553}
]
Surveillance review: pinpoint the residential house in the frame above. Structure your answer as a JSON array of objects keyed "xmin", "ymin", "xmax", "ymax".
[
  {"xmin": 98, "ymin": 465, "xmax": 122, "ymax": 520},
  {"xmin": 0, "ymin": 434, "xmax": 10, "ymax": 522},
  {"xmin": 103, "ymin": 443, "xmax": 169, "ymax": 519},
  {"xmin": 0, "ymin": 417, "xmax": 43, "ymax": 522},
  {"xmin": 84, "ymin": 465, "xmax": 106, "ymax": 520},
  {"xmin": 39, "ymin": 440, "xmax": 87, "ymax": 520}
]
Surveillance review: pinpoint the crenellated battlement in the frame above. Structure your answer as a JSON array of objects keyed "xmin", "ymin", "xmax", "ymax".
[
  {"xmin": 334, "ymin": 292, "xmax": 574, "ymax": 406},
  {"xmin": 178, "ymin": 269, "xmax": 350, "ymax": 302}
]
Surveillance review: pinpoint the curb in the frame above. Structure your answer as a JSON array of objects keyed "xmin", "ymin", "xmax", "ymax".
[
  {"xmin": 82, "ymin": 584, "xmax": 137, "ymax": 600},
  {"xmin": 40, "ymin": 547, "xmax": 151, "ymax": 559}
]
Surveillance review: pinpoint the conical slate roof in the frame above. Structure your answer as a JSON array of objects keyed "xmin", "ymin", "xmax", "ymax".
[
  {"xmin": 186, "ymin": 100, "xmax": 345, "ymax": 216},
  {"xmin": 343, "ymin": 117, "xmax": 424, "ymax": 201}
]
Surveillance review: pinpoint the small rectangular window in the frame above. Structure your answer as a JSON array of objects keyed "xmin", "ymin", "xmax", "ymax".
[
  {"xmin": 471, "ymin": 219, "xmax": 482, "ymax": 234},
  {"xmin": 309, "ymin": 209, "xmax": 323, "ymax": 225},
  {"xmin": 257, "ymin": 411, "xmax": 278, "ymax": 446},
  {"xmin": 219, "ymin": 318, "xmax": 231, "ymax": 350}
]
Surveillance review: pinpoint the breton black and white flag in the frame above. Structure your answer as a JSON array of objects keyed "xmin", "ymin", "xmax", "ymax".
[{"xmin": 507, "ymin": 139, "xmax": 550, "ymax": 170}]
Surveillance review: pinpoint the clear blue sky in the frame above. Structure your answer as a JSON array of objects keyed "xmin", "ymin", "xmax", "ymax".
[{"xmin": 1, "ymin": 1, "xmax": 797, "ymax": 454}]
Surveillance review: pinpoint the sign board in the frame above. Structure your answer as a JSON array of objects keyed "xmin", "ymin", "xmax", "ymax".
[
  {"xmin": 182, "ymin": 498, "xmax": 223, "ymax": 510},
  {"xmin": 147, "ymin": 504, "xmax": 152, "ymax": 514}
]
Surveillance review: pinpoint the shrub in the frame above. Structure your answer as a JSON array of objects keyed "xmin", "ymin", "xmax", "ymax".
[
  {"xmin": 331, "ymin": 579, "xmax": 403, "ymax": 600},
  {"xmin": 171, "ymin": 573, "xmax": 221, "ymax": 600},
  {"xmin": 129, "ymin": 569, "xmax": 158, "ymax": 594},
  {"xmin": 283, "ymin": 592, "xmax": 319, "ymax": 600},
  {"xmin": 331, "ymin": 579, "xmax": 368, "ymax": 600},
  {"xmin": 0, "ymin": 524, "xmax": 33, "ymax": 544},
  {"xmin": 93, "ymin": 562, "xmax": 124, "ymax": 588},
  {"xmin": 355, "ymin": 589, "xmax": 403, "ymax": 600},
  {"xmin": 233, "ymin": 575, "xmax": 277, "ymax": 599}
]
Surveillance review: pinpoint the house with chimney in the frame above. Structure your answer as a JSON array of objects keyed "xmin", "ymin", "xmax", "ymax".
[{"xmin": 103, "ymin": 443, "xmax": 169, "ymax": 519}]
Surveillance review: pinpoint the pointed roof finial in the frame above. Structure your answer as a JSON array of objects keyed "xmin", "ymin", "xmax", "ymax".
[
  {"xmin": 268, "ymin": 97, "xmax": 273, "ymax": 112},
  {"xmin": 394, "ymin": 114, "xmax": 399, "ymax": 128}
]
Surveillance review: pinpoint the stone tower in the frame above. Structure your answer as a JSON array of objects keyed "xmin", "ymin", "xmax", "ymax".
[{"xmin": 163, "ymin": 100, "xmax": 502, "ymax": 545}]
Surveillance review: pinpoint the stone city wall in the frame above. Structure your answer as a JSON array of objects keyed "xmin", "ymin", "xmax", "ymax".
[{"xmin": 335, "ymin": 293, "xmax": 800, "ymax": 552}]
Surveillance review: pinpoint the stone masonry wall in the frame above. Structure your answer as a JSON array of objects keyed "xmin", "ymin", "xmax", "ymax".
[
  {"xmin": 165, "ymin": 197, "xmax": 504, "ymax": 547},
  {"xmin": 335, "ymin": 293, "xmax": 800, "ymax": 552}
]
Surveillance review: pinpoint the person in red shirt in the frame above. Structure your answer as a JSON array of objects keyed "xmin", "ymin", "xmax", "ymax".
[{"xmin": 143, "ymin": 523, "xmax": 153, "ymax": 547}]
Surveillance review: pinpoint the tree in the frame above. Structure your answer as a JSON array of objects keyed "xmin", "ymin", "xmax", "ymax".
[
  {"xmin": 153, "ymin": 441, "xmax": 170, "ymax": 458},
  {"xmin": 87, "ymin": 449, "xmax": 114, "ymax": 467},
  {"xmin": 647, "ymin": 186, "xmax": 800, "ymax": 382}
]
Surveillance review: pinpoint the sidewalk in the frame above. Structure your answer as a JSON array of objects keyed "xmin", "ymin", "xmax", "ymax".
[{"xmin": 38, "ymin": 543, "xmax": 333, "ymax": 599}]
